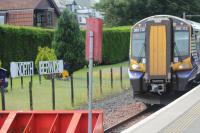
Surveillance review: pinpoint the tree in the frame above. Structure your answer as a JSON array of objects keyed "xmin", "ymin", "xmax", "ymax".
[
  {"xmin": 96, "ymin": 0, "xmax": 200, "ymax": 26},
  {"xmin": 35, "ymin": 47, "xmax": 57, "ymax": 71},
  {"xmin": 52, "ymin": 9, "xmax": 85, "ymax": 74}
]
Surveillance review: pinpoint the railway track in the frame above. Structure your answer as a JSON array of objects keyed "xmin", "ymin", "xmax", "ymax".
[{"xmin": 104, "ymin": 105, "xmax": 163, "ymax": 133}]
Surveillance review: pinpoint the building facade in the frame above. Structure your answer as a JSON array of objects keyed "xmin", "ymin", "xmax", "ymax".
[
  {"xmin": 55, "ymin": 0, "xmax": 103, "ymax": 28},
  {"xmin": 0, "ymin": 0, "xmax": 60, "ymax": 28}
]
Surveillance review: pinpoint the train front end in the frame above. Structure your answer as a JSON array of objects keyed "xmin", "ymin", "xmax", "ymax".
[{"xmin": 129, "ymin": 15, "xmax": 194, "ymax": 104}]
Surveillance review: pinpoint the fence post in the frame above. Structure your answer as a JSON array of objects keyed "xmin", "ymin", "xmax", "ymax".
[
  {"xmin": 30, "ymin": 76, "xmax": 33, "ymax": 85},
  {"xmin": 29, "ymin": 81, "xmax": 33, "ymax": 110},
  {"xmin": 21, "ymin": 76, "xmax": 23, "ymax": 89},
  {"xmin": 87, "ymin": 72, "xmax": 89, "ymax": 100},
  {"xmin": 51, "ymin": 74, "xmax": 55, "ymax": 110},
  {"xmin": 39, "ymin": 74, "xmax": 41, "ymax": 84},
  {"xmin": 1, "ymin": 86, "xmax": 5, "ymax": 110},
  {"xmin": 71, "ymin": 75, "xmax": 74, "ymax": 107},
  {"xmin": 10, "ymin": 74, "xmax": 12, "ymax": 91},
  {"xmin": 111, "ymin": 68, "xmax": 113, "ymax": 89},
  {"xmin": 120, "ymin": 66, "xmax": 123, "ymax": 89},
  {"xmin": 99, "ymin": 70, "xmax": 102, "ymax": 94}
]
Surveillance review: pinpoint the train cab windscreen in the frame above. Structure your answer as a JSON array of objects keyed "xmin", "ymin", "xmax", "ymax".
[
  {"xmin": 174, "ymin": 31, "xmax": 189, "ymax": 57},
  {"xmin": 131, "ymin": 32, "xmax": 145, "ymax": 59}
]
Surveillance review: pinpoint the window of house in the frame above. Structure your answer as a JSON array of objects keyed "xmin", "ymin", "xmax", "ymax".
[
  {"xmin": 0, "ymin": 13, "xmax": 6, "ymax": 24},
  {"xmin": 35, "ymin": 10, "xmax": 53, "ymax": 27},
  {"xmin": 79, "ymin": 17, "xmax": 82, "ymax": 23},
  {"xmin": 47, "ymin": 12, "xmax": 53, "ymax": 26},
  {"xmin": 0, "ymin": 16, "xmax": 5, "ymax": 24}
]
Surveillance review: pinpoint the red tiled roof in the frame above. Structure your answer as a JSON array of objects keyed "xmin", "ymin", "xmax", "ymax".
[
  {"xmin": 0, "ymin": 0, "xmax": 60, "ymax": 15},
  {"xmin": 0, "ymin": 0, "xmax": 42, "ymax": 10}
]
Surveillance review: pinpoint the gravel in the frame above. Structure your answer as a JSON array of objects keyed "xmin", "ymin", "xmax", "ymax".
[
  {"xmin": 110, "ymin": 111, "xmax": 152, "ymax": 133},
  {"xmin": 78, "ymin": 89, "xmax": 146, "ymax": 130}
]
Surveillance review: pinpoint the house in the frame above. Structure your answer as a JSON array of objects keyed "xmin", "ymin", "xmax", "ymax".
[
  {"xmin": 0, "ymin": 0, "xmax": 60, "ymax": 27},
  {"xmin": 76, "ymin": 7, "xmax": 103, "ymax": 28},
  {"xmin": 55, "ymin": 0, "xmax": 97, "ymax": 11},
  {"xmin": 55, "ymin": 0, "xmax": 103, "ymax": 28}
]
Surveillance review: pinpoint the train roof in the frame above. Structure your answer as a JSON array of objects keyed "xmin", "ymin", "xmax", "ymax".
[{"xmin": 133, "ymin": 15, "xmax": 200, "ymax": 31}]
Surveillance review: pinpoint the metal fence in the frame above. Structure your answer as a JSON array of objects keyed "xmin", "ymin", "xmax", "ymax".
[{"xmin": 1, "ymin": 67, "xmax": 130, "ymax": 110}]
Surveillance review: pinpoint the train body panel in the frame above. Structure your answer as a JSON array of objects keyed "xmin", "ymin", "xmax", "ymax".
[{"xmin": 129, "ymin": 15, "xmax": 200, "ymax": 104}]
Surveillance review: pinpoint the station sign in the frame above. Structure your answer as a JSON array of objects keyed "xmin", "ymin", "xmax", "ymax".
[
  {"xmin": 39, "ymin": 60, "xmax": 63, "ymax": 75},
  {"xmin": 10, "ymin": 61, "xmax": 34, "ymax": 78}
]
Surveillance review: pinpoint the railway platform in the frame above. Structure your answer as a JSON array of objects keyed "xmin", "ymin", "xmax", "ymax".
[{"xmin": 122, "ymin": 84, "xmax": 200, "ymax": 133}]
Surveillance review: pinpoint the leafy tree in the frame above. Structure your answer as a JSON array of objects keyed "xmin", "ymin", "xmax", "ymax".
[
  {"xmin": 35, "ymin": 47, "xmax": 57, "ymax": 71},
  {"xmin": 96, "ymin": 0, "xmax": 200, "ymax": 26},
  {"xmin": 52, "ymin": 9, "xmax": 85, "ymax": 74}
]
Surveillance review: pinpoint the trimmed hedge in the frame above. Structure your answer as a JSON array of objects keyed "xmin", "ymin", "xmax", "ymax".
[
  {"xmin": 0, "ymin": 25, "xmax": 54, "ymax": 71},
  {"xmin": 102, "ymin": 26, "xmax": 130, "ymax": 64},
  {"xmin": 0, "ymin": 25, "xmax": 131, "ymax": 71}
]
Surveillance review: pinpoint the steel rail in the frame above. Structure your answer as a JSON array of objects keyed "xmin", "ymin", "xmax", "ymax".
[{"xmin": 104, "ymin": 105, "xmax": 163, "ymax": 133}]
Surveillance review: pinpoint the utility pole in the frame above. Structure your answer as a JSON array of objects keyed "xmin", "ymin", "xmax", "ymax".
[
  {"xmin": 183, "ymin": 12, "xmax": 200, "ymax": 19},
  {"xmin": 183, "ymin": 12, "xmax": 186, "ymax": 19}
]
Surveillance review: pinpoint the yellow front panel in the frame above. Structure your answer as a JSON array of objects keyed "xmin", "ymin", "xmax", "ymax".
[{"xmin": 150, "ymin": 25, "xmax": 167, "ymax": 76}]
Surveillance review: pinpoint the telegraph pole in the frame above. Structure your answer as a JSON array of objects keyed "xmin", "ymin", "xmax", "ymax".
[
  {"xmin": 183, "ymin": 12, "xmax": 186, "ymax": 19},
  {"xmin": 183, "ymin": 12, "xmax": 200, "ymax": 19}
]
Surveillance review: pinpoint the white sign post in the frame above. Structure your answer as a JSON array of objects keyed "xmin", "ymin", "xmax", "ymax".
[
  {"xmin": 39, "ymin": 60, "xmax": 64, "ymax": 75},
  {"xmin": 10, "ymin": 61, "xmax": 34, "ymax": 78}
]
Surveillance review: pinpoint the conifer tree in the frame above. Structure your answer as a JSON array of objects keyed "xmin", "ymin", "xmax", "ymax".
[{"xmin": 52, "ymin": 9, "xmax": 85, "ymax": 74}]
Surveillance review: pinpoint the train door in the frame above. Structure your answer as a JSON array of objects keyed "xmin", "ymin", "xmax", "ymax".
[{"xmin": 146, "ymin": 19, "xmax": 172, "ymax": 82}]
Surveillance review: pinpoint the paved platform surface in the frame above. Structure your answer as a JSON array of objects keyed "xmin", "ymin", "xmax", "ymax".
[{"xmin": 122, "ymin": 84, "xmax": 200, "ymax": 133}]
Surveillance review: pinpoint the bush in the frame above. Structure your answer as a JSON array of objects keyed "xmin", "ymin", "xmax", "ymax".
[
  {"xmin": 52, "ymin": 9, "xmax": 85, "ymax": 74},
  {"xmin": 35, "ymin": 47, "xmax": 57, "ymax": 71},
  {"xmin": 0, "ymin": 25, "xmax": 54, "ymax": 71}
]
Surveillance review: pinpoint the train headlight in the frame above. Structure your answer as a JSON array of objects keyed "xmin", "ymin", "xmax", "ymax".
[
  {"xmin": 178, "ymin": 63, "xmax": 190, "ymax": 70},
  {"xmin": 132, "ymin": 64, "xmax": 141, "ymax": 70},
  {"xmin": 130, "ymin": 59, "xmax": 145, "ymax": 72},
  {"xmin": 172, "ymin": 57, "xmax": 192, "ymax": 71}
]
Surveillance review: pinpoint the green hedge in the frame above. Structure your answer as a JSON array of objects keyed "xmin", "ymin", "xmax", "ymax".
[
  {"xmin": 0, "ymin": 25, "xmax": 54, "ymax": 71},
  {"xmin": 102, "ymin": 26, "xmax": 130, "ymax": 64},
  {"xmin": 0, "ymin": 25, "xmax": 131, "ymax": 71}
]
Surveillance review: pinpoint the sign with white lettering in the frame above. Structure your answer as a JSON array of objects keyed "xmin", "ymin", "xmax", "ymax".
[
  {"xmin": 10, "ymin": 62, "xmax": 34, "ymax": 78},
  {"xmin": 39, "ymin": 60, "xmax": 63, "ymax": 75}
]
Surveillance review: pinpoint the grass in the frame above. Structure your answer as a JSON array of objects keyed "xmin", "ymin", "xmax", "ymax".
[{"xmin": 2, "ymin": 61, "xmax": 130, "ymax": 110}]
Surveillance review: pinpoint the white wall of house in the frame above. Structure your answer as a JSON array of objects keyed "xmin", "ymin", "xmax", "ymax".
[
  {"xmin": 76, "ymin": 8, "xmax": 103, "ymax": 28},
  {"xmin": 55, "ymin": 0, "xmax": 104, "ymax": 27}
]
